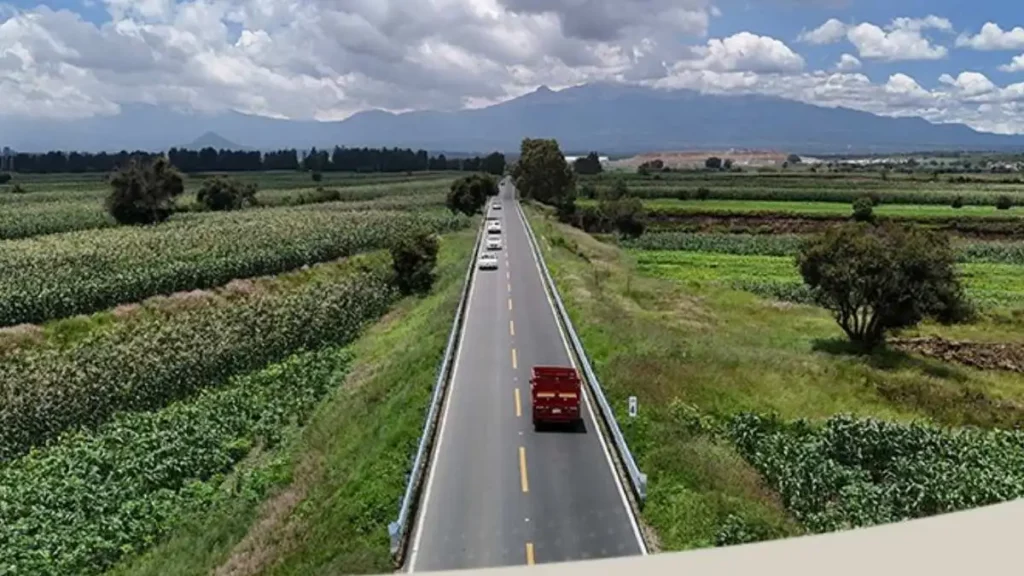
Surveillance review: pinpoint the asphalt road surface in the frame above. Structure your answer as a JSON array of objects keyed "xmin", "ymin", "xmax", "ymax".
[{"xmin": 407, "ymin": 178, "xmax": 645, "ymax": 572}]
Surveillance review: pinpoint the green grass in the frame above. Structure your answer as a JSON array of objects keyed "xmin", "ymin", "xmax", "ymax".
[
  {"xmin": 578, "ymin": 198, "xmax": 1020, "ymax": 219},
  {"xmin": 523, "ymin": 205, "xmax": 1024, "ymax": 551},
  {"xmin": 105, "ymin": 226, "xmax": 478, "ymax": 576},
  {"xmin": 632, "ymin": 250, "xmax": 1024, "ymax": 309}
]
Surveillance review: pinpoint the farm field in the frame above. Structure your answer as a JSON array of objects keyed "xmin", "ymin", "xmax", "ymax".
[
  {"xmin": 0, "ymin": 171, "xmax": 455, "ymax": 239},
  {"xmin": 0, "ymin": 168, "xmax": 477, "ymax": 575},
  {"xmin": 526, "ymin": 167, "xmax": 1024, "ymax": 553},
  {"xmin": 527, "ymin": 205, "xmax": 1024, "ymax": 552},
  {"xmin": 579, "ymin": 198, "xmax": 1020, "ymax": 219}
]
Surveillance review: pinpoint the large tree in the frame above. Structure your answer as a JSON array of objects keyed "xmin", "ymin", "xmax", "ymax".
[
  {"xmin": 511, "ymin": 138, "xmax": 576, "ymax": 208},
  {"xmin": 105, "ymin": 156, "xmax": 185, "ymax": 225},
  {"xmin": 573, "ymin": 152, "xmax": 603, "ymax": 175},
  {"xmin": 446, "ymin": 173, "xmax": 497, "ymax": 216},
  {"xmin": 797, "ymin": 222, "xmax": 973, "ymax": 350}
]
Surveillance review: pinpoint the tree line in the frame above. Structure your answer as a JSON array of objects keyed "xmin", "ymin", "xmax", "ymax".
[{"xmin": 2, "ymin": 146, "xmax": 507, "ymax": 175}]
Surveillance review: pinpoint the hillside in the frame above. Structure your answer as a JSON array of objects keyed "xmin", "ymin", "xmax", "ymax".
[{"xmin": 3, "ymin": 82, "xmax": 1024, "ymax": 154}]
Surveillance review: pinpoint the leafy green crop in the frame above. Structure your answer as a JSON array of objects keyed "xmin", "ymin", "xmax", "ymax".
[
  {"xmin": 0, "ymin": 207, "xmax": 467, "ymax": 326},
  {"xmin": 0, "ymin": 345, "xmax": 354, "ymax": 576},
  {"xmin": 626, "ymin": 232, "xmax": 1024, "ymax": 265},
  {"xmin": 0, "ymin": 267, "xmax": 396, "ymax": 462},
  {"xmin": 728, "ymin": 413, "xmax": 1024, "ymax": 534}
]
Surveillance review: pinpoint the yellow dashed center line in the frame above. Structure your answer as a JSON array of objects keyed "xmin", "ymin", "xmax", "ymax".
[
  {"xmin": 512, "ymin": 348, "xmax": 518, "ymax": 370},
  {"xmin": 525, "ymin": 542, "xmax": 534, "ymax": 565},
  {"xmin": 514, "ymin": 388, "xmax": 522, "ymax": 417},
  {"xmin": 509, "ymin": 319, "xmax": 515, "ymax": 336},
  {"xmin": 519, "ymin": 446, "xmax": 529, "ymax": 493}
]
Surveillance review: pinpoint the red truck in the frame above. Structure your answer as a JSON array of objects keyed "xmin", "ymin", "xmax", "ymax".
[{"xmin": 530, "ymin": 366, "xmax": 583, "ymax": 430}]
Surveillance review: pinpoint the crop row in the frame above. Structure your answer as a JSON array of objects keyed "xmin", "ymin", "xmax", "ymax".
[
  {"xmin": 633, "ymin": 250, "xmax": 1024, "ymax": 309},
  {"xmin": 0, "ymin": 345, "xmax": 355, "ymax": 576},
  {"xmin": 625, "ymin": 233, "xmax": 1024, "ymax": 265},
  {"xmin": 584, "ymin": 181, "xmax": 1024, "ymax": 205},
  {"xmin": 0, "ymin": 207, "xmax": 467, "ymax": 326},
  {"xmin": 0, "ymin": 263, "xmax": 396, "ymax": 462},
  {"xmin": 727, "ymin": 413, "xmax": 1024, "ymax": 534},
  {"xmin": 579, "ymin": 198, "xmax": 1018, "ymax": 220}
]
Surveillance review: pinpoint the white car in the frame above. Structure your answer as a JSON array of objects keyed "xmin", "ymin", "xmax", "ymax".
[
  {"xmin": 477, "ymin": 253, "xmax": 499, "ymax": 270},
  {"xmin": 491, "ymin": 201, "xmax": 502, "ymax": 210},
  {"xmin": 486, "ymin": 236, "xmax": 502, "ymax": 251},
  {"xmin": 487, "ymin": 221, "xmax": 502, "ymax": 233}
]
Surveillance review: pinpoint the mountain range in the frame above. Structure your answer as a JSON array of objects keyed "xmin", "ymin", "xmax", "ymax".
[{"xmin": 3, "ymin": 82, "xmax": 1024, "ymax": 155}]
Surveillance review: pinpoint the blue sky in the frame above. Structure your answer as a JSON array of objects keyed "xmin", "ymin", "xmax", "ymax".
[{"xmin": 2, "ymin": 0, "xmax": 1023, "ymax": 133}]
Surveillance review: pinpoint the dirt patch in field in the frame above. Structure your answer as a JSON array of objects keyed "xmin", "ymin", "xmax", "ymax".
[
  {"xmin": 610, "ymin": 150, "xmax": 788, "ymax": 170},
  {"xmin": 213, "ymin": 457, "xmax": 321, "ymax": 576},
  {"xmin": 891, "ymin": 336, "xmax": 1024, "ymax": 374},
  {"xmin": 0, "ymin": 324, "xmax": 44, "ymax": 355}
]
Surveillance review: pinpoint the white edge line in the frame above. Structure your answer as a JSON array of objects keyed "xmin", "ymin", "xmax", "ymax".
[
  {"xmin": 514, "ymin": 200, "xmax": 648, "ymax": 556},
  {"xmin": 407, "ymin": 223, "xmax": 485, "ymax": 573}
]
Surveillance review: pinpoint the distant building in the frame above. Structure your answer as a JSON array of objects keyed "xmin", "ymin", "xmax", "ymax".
[
  {"xmin": 0, "ymin": 147, "xmax": 12, "ymax": 172},
  {"xmin": 564, "ymin": 155, "xmax": 610, "ymax": 165}
]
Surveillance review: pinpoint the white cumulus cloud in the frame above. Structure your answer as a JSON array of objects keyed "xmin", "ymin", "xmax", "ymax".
[
  {"xmin": 2, "ymin": 2, "xmax": 1024, "ymax": 135},
  {"xmin": 835, "ymin": 53, "xmax": 861, "ymax": 71},
  {"xmin": 1000, "ymin": 54, "xmax": 1024, "ymax": 73},
  {"xmin": 956, "ymin": 22, "xmax": 1024, "ymax": 51}
]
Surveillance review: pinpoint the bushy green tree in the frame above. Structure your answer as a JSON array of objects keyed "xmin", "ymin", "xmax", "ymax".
[
  {"xmin": 852, "ymin": 196, "xmax": 874, "ymax": 222},
  {"xmin": 105, "ymin": 156, "xmax": 184, "ymax": 225},
  {"xmin": 996, "ymin": 195, "xmax": 1013, "ymax": 210},
  {"xmin": 511, "ymin": 138, "xmax": 576, "ymax": 209},
  {"xmin": 573, "ymin": 152, "xmax": 603, "ymax": 175},
  {"xmin": 0, "ymin": 173, "xmax": 10, "ymax": 184},
  {"xmin": 196, "ymin": 176, "xmax": 258, "ymax": 211},
  {"xmin": 481, "ymin": 152, "xmax": 507, "ymax": 176},
  {"xmin": 391, "ymin": 231, "xmax": 440, "ymax": 296},
  {"xmin": 446, "ymin": 173, "xmax": 497, "ymax": 216},
  {"xmin": 705, "ymin": 157, "xmax": 723, "ymax": 170},
  {"xmin": 601, "ymin": 196, "xmax": 646, "ymax": 238},
  {"xmin": 797, "ymin": 222, "xmax": 973, "ymax": 350}
]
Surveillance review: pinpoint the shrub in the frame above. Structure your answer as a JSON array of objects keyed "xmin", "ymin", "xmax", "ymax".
[
  {"xmin": 105, "ymin": 156, "xmax": 184, "ymax": 225},
  {"xmin": 951, "ymin": 195, "xmax": 964, "ymax": 209},
  {"xmin": 196, "ymin": 176, "xmax": 258, "ymax": 211},
  {"xmin": 797, "ymin": 222, "xmax": 972, "ymax": 350},
  {"xmin": 0, "ymin": 173, "xmax": 10, "ymax": 184},
  {"xmin": 10, "ymin": 183, "xmax": 26, "ymax": 194},
  {"xmin": 311, "ymin": 171, "xmax": 323, "ymax": 182},
  {"xmin": 601, "ymin": 197, "xmax": 646, "ymax": 239},
  {"xmin": 390, "ymin": 231, "xmax": 440, "ymax": 295},
  {"xmin": 579, "ymin": 183, "xmax": 597, "ymax": 199},
  {"xmin": 705, "ymin": 157, "xmax": 723, "ymax": 170},
  {"xmin": 696, "ymin": 187, "xmax": 711, "ymax": 200},
  {"xmin": 852, "ymin": 197, "xmax": 874, "ymax": 222},
  {"xmin": 996, "ymin": 195, "xmax": 1013, "ymax": 210},
  {"xmin": 446, "ymin": 173, "xmax": 497, "ymax": 216}
]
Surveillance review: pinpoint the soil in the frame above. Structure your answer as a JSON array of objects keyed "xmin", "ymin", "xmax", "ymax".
[{"xmin": 891, "ymin": 336, "xmax": 1024, "ymax": 374}]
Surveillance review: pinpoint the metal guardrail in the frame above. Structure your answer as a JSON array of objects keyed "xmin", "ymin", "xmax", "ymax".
[
  {"xmin": 517, "ymin": 201, "xmax": 649, "ymax": 504},
  {"xmin": 388, "ymin": 219, "xmax": 485, "ymax": 562}
]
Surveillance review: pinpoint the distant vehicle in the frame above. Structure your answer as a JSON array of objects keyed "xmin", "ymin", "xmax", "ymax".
[
  {"xmin": 491, "ymin": 201, "xmax": 502, "ymax": 210},
  {"xmin": 530, "ymin": 366, "xmax": 582, "ymax": 430},
  {"xmin": 477, "ymin": 253, "xmax": 499, "ymax": 270},
  {"xmin": 487, "ymin": 221, "xmax": 502, "ymax": 233},
  {"xmin": 486, "ymin": 236, "xmax": 502, "ymax": 251}
]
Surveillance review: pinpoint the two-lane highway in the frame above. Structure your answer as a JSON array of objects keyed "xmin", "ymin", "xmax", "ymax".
[{"xmin": 408, "ymin": 178, "xmax": 645, "ymax": 572}]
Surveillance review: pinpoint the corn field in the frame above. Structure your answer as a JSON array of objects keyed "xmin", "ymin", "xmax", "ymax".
[
  {"xmin": 0, "ymin": 207, "xmax": 467, "ymax": 326},
  {"xmin": 0, "ymin": 266, "xmax": 396, "ymax": 462}
]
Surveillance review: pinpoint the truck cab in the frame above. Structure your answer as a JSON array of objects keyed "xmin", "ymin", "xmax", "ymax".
[{"xmin": 529, "ymin": 365, "xmax": 583, "ymax": 431}]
